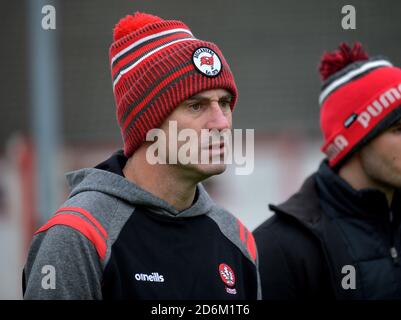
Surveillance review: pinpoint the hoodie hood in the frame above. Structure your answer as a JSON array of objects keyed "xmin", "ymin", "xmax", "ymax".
[{"xmin": 65, "ymin": 151, "xmax": 214, "ymax": 218}]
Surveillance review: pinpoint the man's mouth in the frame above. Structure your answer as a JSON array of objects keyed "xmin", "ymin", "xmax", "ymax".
[{"xmin": 208, "ymin": 142, "xmax": 225, "ymax": 150}]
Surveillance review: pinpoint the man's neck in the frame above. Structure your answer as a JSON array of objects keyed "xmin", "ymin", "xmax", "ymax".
[
  {"xmin": 338, "ymin": 157, "xmax": 394, "ymax": 206},
  {"xmin": 122, "ymin": 147, "xmax": 198, "ymax": 212}
]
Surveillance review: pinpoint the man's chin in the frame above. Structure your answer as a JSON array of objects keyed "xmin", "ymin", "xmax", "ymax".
[{"xmin": 188, "ymin": 163, "xmax": 227, "ymax": 178}]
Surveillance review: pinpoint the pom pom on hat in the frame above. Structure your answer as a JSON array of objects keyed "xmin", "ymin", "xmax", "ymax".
[
  {"xmin": 109, "ymin": 11, "xmax": 238, "ymax": 157},
  {"xmin": 113, "ymin": 12, "xmax": 164, "ymax": 41},
  {"xmin": 319, "ymin": 42, "xmax": 369, "ymax": 81}
]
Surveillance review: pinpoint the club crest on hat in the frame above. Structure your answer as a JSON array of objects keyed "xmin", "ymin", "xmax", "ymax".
[{"xmin": 192, "ymin": 47, "xmax": 222, "ymax": 77}]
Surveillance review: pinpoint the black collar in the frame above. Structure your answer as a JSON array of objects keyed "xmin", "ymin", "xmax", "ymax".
[
  {"xmin": 270, "ymin": 160, "xmax": 401, "ymax": 226},
  {"xmin": 269, "ymin": 174, "xmax": 322, "ymax": 227},
  {"xmin": 94, "ymin": 150, "xmax": 127, "ymax": 177},
  {"xmin": 316, "ymin": 160, "xmax": 393, "ymax": 221}
]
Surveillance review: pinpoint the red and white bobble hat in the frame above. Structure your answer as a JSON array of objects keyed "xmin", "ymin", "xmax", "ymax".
[
  {"xmin": 319, "ymin": 43, "xmax": 401, "ymax": 167},
  {"xmin": 109, "ymin": 12, "xmax": 238, "ymax": 158}
]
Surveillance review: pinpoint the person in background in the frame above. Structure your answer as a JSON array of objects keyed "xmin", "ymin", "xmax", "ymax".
[{"xmin": 254, "ymin": 43, "xmax": 401, "ymax": 299}]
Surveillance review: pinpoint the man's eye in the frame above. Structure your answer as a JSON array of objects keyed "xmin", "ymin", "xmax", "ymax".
[
  {"xmin": 390, "ymin": 125, "xmax": 401, "ymax": 132},
  {"xmin": 189, "ymin": 103, "xmax": 202, "ymax": 111},
  {"xmin": 219, "ymin": 100, "xmax": 231, "ymax": 109}
]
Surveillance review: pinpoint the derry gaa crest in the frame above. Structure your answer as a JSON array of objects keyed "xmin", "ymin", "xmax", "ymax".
[
  {"xmin": 192, "ymin": 47, "xmax": 222, "ymax": 77},
  {"xmin": 219, "ymin": 263, "xmax": 236, "ymax": 287}
]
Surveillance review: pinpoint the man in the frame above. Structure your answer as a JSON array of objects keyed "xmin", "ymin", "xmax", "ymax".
[
  {"xmin": 23, "ymin": 12, "xmax": 260, "ymax": 299},
  {"xmin": 254, "ymin": 43, "xmax": 401, "ymax": 300}
]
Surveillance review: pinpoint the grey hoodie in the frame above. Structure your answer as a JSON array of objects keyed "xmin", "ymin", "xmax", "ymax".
[{"xmin": 23, "ymin": 152, "xmax": 261, "ymax": 300}]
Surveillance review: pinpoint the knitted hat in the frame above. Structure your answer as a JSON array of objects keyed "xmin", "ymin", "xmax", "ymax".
[
  {"xmin": 319, "ymin": 43, "xmax": 401, "ymax": 167},
  {"xmin": 109, "ymin": 12, "xmax": 238, "ymax": 157}
]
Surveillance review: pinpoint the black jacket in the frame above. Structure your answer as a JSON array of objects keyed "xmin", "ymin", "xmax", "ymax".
[{"xmin": 254, "ymin": 161, "xmax": 401, "ymax": 300}]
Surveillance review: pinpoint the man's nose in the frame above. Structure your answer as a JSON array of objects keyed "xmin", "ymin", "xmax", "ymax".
[{"xmin": 205, "ymin": 102, "xmax": 231, "ymax": 130}]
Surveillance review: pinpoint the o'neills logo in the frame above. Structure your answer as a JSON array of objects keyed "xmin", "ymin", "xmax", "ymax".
[
  {"xmin": 325, "ymin": 134, "xmax": 349, "ymax": 160},
  {"xmin": 134, "ymin": 272, "xmax": 165, "ymax": 282},
  {"xmin": 356, "ymin": 84, "xmax": 401, "ymax": 129},
  {"xmin": 192, "ymin": 47, "xmax": 222, "ymax": 77}
]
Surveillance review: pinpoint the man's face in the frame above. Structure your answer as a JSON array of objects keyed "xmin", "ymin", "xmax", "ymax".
[
  {"xmin": 360, "ymin": 119, "xmax": 401, "ymax": 189},
  {"xmin": 155, "ymin": 88, "xmax": 233, "ymax": 179}
]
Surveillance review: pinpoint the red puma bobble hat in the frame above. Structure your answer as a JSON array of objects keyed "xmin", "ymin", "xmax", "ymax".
[{"xmin": 319, "ymin": 43, "xmax": 401, "ymax": 167}]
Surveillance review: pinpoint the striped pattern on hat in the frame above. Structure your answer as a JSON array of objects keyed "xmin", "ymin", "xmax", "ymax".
[{"xmin": 109, "ymin": 12, "xmax": 238, "ymax": 157}]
